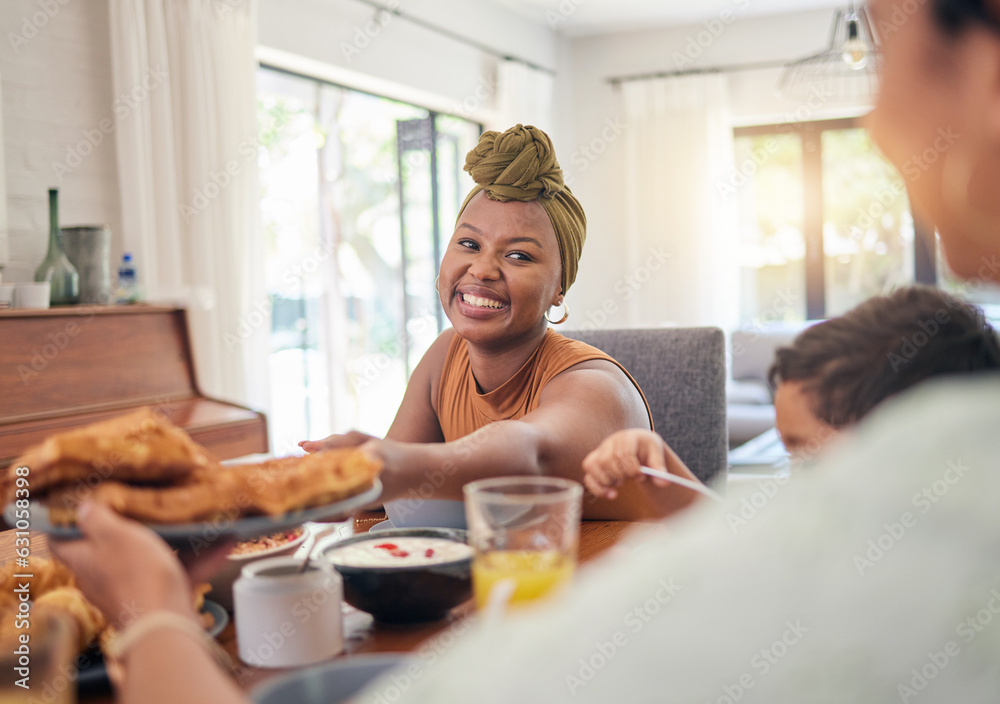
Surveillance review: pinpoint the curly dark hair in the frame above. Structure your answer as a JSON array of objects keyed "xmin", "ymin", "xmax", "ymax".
[
  {"xmin": 767, "ymin": 286, "xmax": 1000, "ymax": 427},
  {"xmin": 933, "ymin": 0, "xmax": 1000, "ymax": 34}
]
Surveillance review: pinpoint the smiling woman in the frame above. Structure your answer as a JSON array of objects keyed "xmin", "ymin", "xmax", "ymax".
[{"xmin": 301, "ymin": 124, "xmax": 701, "ymax": 521}]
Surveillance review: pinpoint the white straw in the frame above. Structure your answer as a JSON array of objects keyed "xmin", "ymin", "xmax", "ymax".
[
  {"xmin": 483, "ymin": 578, "xmax": 517, "ymax": 624},
  {"xmin": 639, "ymin": 466, "xmax": 725, "ymax": 504}
]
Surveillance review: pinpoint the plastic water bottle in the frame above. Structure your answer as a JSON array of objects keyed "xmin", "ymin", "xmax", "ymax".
[{"xmin": 115, "ymin": 252, "xmax": 140, "ymax": 304}]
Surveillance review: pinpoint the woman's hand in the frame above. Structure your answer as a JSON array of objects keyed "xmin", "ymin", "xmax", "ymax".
[
  {"xmin": 582, "ymin": 429, "xmax": 680, "ymax": 501},
  {"xmin": 299, "ymin": 432, "xmax": 410, "ymax": 503},
  {"xmin": 48, "ymin": 502, "xmax": 200, "ymax": 627},
  {"xmin": 298, "ymin": 430, "xmax": 377, "ymax": 454}
]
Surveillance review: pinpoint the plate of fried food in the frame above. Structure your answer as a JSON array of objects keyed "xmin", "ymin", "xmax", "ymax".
[
  {"xmin": 1, "ymin": 408, "xmax": 382, "ymax": 550},
  {"xmin": 0, "ymin": 556, "xmax": 226, "ymax": 696}
]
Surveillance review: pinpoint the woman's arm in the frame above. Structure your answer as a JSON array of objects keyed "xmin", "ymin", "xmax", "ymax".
[{"xmin": 363, "ymin": 360, "xmax": 694, "ymax": 519}]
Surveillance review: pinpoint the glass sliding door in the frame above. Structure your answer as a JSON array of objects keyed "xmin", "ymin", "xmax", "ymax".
[{"xmin": 257, "ymin": 67, "xmax": 481, "ymax": 453}]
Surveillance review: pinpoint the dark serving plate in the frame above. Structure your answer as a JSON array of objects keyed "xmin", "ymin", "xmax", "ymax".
[{"xmin": 4, "ymin": 481, "xmax": 380, "ymax": 551}]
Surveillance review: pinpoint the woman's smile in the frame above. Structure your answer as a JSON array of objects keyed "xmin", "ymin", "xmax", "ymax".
[{"xmin": 439, "ymin": 192, "xmax": 562, "ymax": 346}]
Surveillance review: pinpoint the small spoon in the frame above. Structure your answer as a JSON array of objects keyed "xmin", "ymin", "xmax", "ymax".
[
  {"xmin": 294, "ymin": 522, "xmax": 346, "ymax": 573},
  {"xmin": 639, "ymin": 466, "xmax": 726, "ymax": 504}
]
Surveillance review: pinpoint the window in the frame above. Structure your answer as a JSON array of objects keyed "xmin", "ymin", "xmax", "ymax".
[
  {"xmin": 257, "ymin": 67, "xmax": 481, "ymax": 453},
  {"xmin": 734, "ymin": 118, "xmax": 921, "ymax": 325}
]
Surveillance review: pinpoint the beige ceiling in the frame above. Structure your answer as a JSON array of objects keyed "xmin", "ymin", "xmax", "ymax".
[{"xmin": 486, "ymin": 0, "xmax": 843, "ymax": 35}]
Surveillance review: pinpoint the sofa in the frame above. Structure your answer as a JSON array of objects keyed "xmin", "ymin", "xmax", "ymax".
[{"xmin": 726, "ymin": 325, "xmax": 804, "ymax": 448}]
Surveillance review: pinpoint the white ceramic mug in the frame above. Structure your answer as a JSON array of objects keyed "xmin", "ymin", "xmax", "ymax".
[
  {"xmin": 233, "ymin": 556, "xmax": 344, "ymax": 668},
  {"xmin": 14, "ymin": 282, "xmax": 51, "ymax": 309},
  {"xmin": 0, "ymin": 284, "xmax": 14, "ymax": 310}
]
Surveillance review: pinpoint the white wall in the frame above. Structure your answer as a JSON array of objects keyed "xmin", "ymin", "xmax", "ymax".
[
  {"xmin": 565, "ymin": 8, "xmax": 871, "ymax": 332},
  {"xmin": 0, "ymin": 0, "xmax": 122, "ymax": 283},
  {"xmin": 0, "ymin": 0, "xmax": 561, "ymax": 284},
  {"xmin": 257, "ymin": 0, "xmax": 569, "ymax": 148}
]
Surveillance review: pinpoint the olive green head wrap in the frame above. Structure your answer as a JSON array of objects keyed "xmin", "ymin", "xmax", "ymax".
[{"xmin": 457, "ymin": 124, "xmax": 586, "ymax": 294}]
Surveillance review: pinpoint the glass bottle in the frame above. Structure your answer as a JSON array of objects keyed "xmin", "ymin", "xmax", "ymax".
[{"xmin": 34, "ymin": 188, "xmax": 79, "ymax": 305}]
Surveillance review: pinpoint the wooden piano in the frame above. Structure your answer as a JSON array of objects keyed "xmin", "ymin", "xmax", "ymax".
[{"xmin": 0, "ymin": 305, "xmax": 268, "ymax": 467}]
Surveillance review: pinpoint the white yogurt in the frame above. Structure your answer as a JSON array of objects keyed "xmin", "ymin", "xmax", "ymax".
[{"xmin": 325, "ymin": 536, "xmax": 472, "ymax": 568}]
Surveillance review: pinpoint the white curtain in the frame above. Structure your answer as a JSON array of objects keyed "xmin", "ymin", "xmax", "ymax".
[
  {"xmin": 109, "ymin": 0, "xmax": 268, "ymax": 409},
  {"xmin": 621, "ymin": 75, "xmax": 740, "ymax": 331},
  {"xmin": 494, "ymin": 59, "xmax": 554, "ymax": 134}
]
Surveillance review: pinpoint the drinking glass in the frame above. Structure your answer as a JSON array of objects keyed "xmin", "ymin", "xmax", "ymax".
[{"xmin": 464, "ymin": 476, "xmax": 582, "ymax": 609}]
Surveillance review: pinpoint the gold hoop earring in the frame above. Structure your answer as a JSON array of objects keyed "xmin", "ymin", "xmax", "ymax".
[
  {"xmin": 545, "ymin": 300, "xmax": 568, "ymax": 325},
  {"xmin": 434, "ymin": 275, "xmax": 440, "ymax": 293}
]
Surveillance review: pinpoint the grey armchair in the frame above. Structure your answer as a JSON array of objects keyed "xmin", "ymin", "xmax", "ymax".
[{"xmin": 562, "ymin": 327, "xmax": 728, "ymax": 488}]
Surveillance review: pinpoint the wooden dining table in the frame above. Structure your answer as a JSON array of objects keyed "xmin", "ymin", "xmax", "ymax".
[{"xmin": 0, "ymin": 510, "xmax": 640, "ymax": 702}]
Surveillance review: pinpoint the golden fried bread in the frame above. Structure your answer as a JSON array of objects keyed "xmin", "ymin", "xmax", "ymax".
[
  {"xmin": 0, "ymin": 559, "xmax": 102, "ymax": 652},
  {"xmin": 0, "ymin": 557, "xmax": 216, "ymax": 657},
  {"xmin": 33, "ymin": 587, "xmax": 107, "ymax": 652},
  {"xmin": 40, "ymin": 449, "xmax": 379, "ymax": 524},
  {"xmin": 229, "ymin": 449, "xmax": 382, "ymax": 515},
  {"xmin": 42, "ymin": 469, "xmax": 243, "ymax": 525},
  {"xmin": 3, "ymin": 410, "xmax": 381, "ymax": 526},
  {"xmin": 3, "ymin": 408, "xmax": 215, "ymax": 504}
]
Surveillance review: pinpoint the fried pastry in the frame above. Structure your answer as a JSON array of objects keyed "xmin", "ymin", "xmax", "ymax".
[
  {"xmin": 42, "ymin": 469, "xmax": 243, "ymax": 525},
  {"xmin": 3, "ymin": 408, "xmax": 215, "ymax": 504},
  {"xmin": 40, "ymin": 449, "xmax": 379, "ymax": 524},
  {"xmin": 33, "ymin": 586, "xmax": 107, "ymax": 652},
  {"xmin": 229, "ymin": 448, "xmax": 382, "ymax": 516}
]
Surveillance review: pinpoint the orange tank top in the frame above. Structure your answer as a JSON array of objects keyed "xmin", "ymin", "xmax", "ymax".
[{"xmin": 436, "ymin": 329, "xmax": 653, "ymax": 442}]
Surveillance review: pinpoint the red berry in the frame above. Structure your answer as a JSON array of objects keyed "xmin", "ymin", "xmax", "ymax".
[
  {"xmin": 374, "ymin": 543, "xmax": 398, "ymax": 550},
  {"xmin": 390, "ymin": 549, "xmax": 409, "ymax": 558},
  {"xmin": 425, "ymin": 549, "xmax": 435, "ymax": 558}
]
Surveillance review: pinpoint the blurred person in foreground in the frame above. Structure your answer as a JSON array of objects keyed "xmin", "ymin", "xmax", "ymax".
[
  {"xmin": 51, "ymin": 0, "xmax": 1000, "ymax": 701},
  {"xmin": 584, "ymin": 285, "xmax": 1000, "ymax": 504}
]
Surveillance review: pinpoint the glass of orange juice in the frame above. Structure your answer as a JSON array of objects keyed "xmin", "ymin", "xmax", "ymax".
[{"xmin": 464, "ymin": 476, "xmax": 583, "ymax": 610}]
